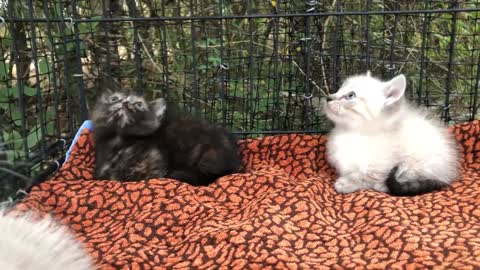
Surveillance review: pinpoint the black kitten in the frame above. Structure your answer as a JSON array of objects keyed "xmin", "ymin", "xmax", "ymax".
[
  {"xmin": 159, "ymin": 104, "xmax": 241, "ymax": 186},
  {"xmin": 92, "ymin": 91, "xmax": 168, "ymax": 181},
  {"xmin": 92, "ymin": 91, "xmax": 241, "ymax": 185}
]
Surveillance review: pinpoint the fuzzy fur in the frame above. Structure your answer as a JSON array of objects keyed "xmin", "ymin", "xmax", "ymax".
[
  {"xmin": 0, "ymin": 208, "xmax": 93, "ymax": 270},
  {"xmin": 159, "ymin": 105, "xmax": 242, "ymax": 186},
  {"xmin": 92, "ymin": 91, "xmax": 168, "ymax": 181},
  {"xmin": 324, "ymin": 72, "xmax": 459, "ymax": 196},
  {"xmin": 92, "ymin": 91, "xmax": 241, "ymax": 185}
]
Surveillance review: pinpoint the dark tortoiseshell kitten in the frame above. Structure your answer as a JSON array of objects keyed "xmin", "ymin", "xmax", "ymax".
[
  {"xmin": 92, "ymin": 91, "xmax": 241, "ymax": 185},
  {"xmin": 92, "ymin": 91, "xmax": 168, "ymax": 181},
  {"xmin": 159, "ymin": 104, "xmax": 242, "ymax": 186}
]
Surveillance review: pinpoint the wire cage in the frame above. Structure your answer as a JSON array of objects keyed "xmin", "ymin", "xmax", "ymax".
[{"xmin": 0, "ymin": 0, "xmax": 479, "ymax": 202}]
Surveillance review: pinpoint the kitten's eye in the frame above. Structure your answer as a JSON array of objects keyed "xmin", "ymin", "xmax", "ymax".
[
  {"xmin": 134, "ymin": 102, "xmax": 144, "ymax": 109},
  {"xmin": 345, "ymin": 91, "xmax": 356, "ymax": 100},
  {"xmin": 110, "ymin": 96, "xmax": 120, "ymax": 102}
]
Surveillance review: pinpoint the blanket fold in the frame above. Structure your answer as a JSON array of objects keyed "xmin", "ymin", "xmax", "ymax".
[{"xmin": 14, "ymin": 120, "xmax": 480, "ymax": 269}]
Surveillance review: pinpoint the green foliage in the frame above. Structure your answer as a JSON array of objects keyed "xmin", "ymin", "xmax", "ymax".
[{"xmin": 0, "ymin": 62, "xmax": 9, "ymax": 81}]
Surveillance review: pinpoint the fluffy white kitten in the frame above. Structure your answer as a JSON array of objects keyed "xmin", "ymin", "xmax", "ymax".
[
  {"xmin": 324, "ymin": 72, "xmax": 459, "ymax": 196},
  {"xmin": 0, "ymin": 208, "xmax": 94, "ymax": 270}
]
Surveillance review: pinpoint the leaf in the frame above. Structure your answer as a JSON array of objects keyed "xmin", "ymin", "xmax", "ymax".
[
  {"xmin": 54, "ymin": 2, "xmax": 63, "ymax": 17},
  {"xmin": 10, "ymin": 110, "xmax": 22, "ymax": 126},
  {"xmin": 78, "ymin": 19, "xmax": 100, "ymax": 35},
  {"xmin": 45, "ymin": 109, "xmax": 57, "ymax": 121},
  {"xmin": 198, "ymin": 64, "xmax": 207, "ymax": 72},
  {"xmin": 45, "ymin": 122, "xmax": 56, "ymax": 135},
  {"xmin": 78, "ymin": 23, "xmax": 92, "ymax": 35},
  {"xmin": 90, "ymin": 16, "xmax": 102, "ymax": 26},
  {"xmin": 208, "ymin": 56, "xmax": 222, "ymax": 66},
  {"xmin": 0, "ymin": 86, "xmax": 36, "ymax": 100},
  {"xmin": 38, "ymin": 57, "xmax": 51, "ymax": 75},
  {"xmin": 207, "ymin": 38, "xmax": 220, "ymax": 45},
  {"xmin": 0, "ymin": 62, "xmax": 9, "ymax": 80},
  {"xmin": 64, "ymin": 27, "xmax": 74, "ymax": 36},
  {"xmin": 22, "ymin": 86, "xmax": 37, "ymax": 97},
  {"xmin": 3, "ymin": 129, "xmax": 23, "ymax": 150},
  {"xmin": 66, "ymin": 42, "xmax": 76, "ymax": 53},
  {"xmin": 26, "ymin": 128, "xmax": 40, "ymax": 149},
  {"xmin": 1, "ymin": 38, "xmax": 12, "ymax": 48},
  {"xmin": 0, "ymin": 88, "xmax": 9, "ymax": 104},
  {"xmin": 4, "ymin": 87, "xmax": 18, "ymax": 98}
]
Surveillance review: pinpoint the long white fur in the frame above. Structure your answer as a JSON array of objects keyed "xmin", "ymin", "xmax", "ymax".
[
  {"xmin": 324, "ymin": 72, "xmax": 459, "ymax": 194},
  {"xmin": 0, "ymin": 208, "xmax": 94, "ymax": 270}
]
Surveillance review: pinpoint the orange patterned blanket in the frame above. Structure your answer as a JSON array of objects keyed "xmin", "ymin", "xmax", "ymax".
[{"xmin": 14, "ymin": 121, "xmax": 480, "ymax": 269}]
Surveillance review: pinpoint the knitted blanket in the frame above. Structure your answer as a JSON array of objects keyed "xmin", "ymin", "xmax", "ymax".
[{"xmin": 14, "ymin": 121, "xmax": 480, "ymax": 269}]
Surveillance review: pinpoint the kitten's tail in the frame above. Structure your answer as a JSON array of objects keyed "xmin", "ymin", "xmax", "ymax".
[{"xmin": 385, "ymin": 166, "xmax": 447, "ymax": 196}]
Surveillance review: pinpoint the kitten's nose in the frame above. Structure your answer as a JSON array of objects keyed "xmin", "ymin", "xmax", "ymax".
[
  {"xmin": 326, "ymin": 95, "xmax": 334, "ymax": 102},
  {"xmin": 122, "ymin": 101, "xmax": 129, "ymax": 109}
]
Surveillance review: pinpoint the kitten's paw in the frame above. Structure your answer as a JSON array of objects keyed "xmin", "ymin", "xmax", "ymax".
[
  {"xmin": 334, "ymin": 177, "xmax": 360, "ymax": 194},
  {"xmin": 373, "ymin": 183, "xmax": 389, "ymax": 193}
]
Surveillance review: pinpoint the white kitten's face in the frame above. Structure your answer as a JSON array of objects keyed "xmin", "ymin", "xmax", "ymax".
[{"xmin": 324, "ymin": 73, "xmax": 406, "ymax": 129}]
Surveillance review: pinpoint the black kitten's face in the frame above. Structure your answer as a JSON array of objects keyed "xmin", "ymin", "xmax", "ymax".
[{"xmin": 92, "ymin": 91, "xmax": 166, "ymax": 135}]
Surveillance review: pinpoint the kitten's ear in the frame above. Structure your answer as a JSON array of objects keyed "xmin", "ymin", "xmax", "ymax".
[
  {"xmin": 383, "ymin": 74, "xmax": 406, "ymax": 107},
  {"xmin": 149, "ymin": 98, "xmax": 167, "ymax": 118},
  {"xmin": 366, "ymin": 70, "xmax": 372, "ymax": 77}
]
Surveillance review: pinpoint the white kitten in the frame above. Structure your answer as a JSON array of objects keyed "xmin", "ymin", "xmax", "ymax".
[
  {"xmin": 0, "ymin": 208, "xmax": 94, "ymax": 270},
  {"xmin": 324, "ymin": 72, "xmax": 459, "ymax": 196}
]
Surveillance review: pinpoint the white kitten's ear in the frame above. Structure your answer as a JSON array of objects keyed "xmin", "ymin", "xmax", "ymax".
[
  {"xmin": 383, "ymin": 74, "xmax": 406, "ymax": 107},
  {"xmin": 149, "ymin": 98, "xmax": 167, "ymax": 118},
  {"xmin": 366, "ymin": 71, "xmax": 372, "ymax": 77}
]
